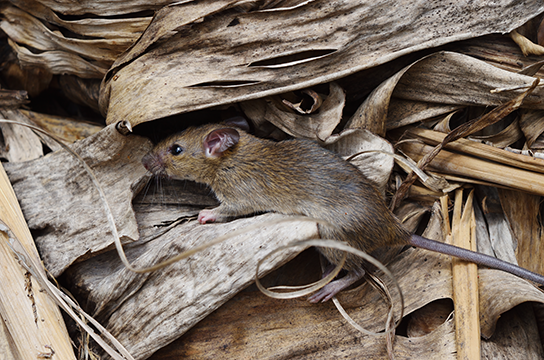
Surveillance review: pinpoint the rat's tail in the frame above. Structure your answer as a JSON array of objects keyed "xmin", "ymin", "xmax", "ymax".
[{"xmin": 410, "ymin": 234, "xmax": 544, "ymax": 285}]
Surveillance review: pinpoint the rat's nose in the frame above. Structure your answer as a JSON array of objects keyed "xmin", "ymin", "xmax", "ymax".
[{"xmin": 141, "ymin": 152, "xmax": 164, "ymax": 174}]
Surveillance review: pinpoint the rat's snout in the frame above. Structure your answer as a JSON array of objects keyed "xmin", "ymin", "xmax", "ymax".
[{"xmin": 141, "ymin": 151, "xmax": 166, "ymax": 176}]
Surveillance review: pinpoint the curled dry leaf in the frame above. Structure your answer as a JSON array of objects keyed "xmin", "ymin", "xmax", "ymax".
[
  {"xmin": 241, "ymin": 82, "xmax": 345, "ymax": 141},
  {"xmin": 4, "ymin": 125, "xmax": 152, "ymax": 276},
  {"xmin": 58, "ymin": 76, "xmax": 102, "ymax": 113},
  {"xmin": 406, "ymin": 299, "xmax": 453, "ymax": 338},
  {"xmin": 281, "ymin": 89, "xmax": 323, "ymax": 114},
  {"xmin": 453, "ymin": 33, "xmax": 544, "ymax": 78},
  {"xmin": 387, "ymin": 99, "xmax": 462, "ymax": 132},
  {"xmin": 519, "ymin": 109, "xmax": 544, "ymax": 149},
  {"xmin": 468, "ymin": 117, "xmax": 523, "ymax": 148},
  {"xmin": 323, "ymin": 128, "xmax": 394, "ymax": 196},
  {"xmin": 392, "ymin": 52, "xmax": 544, "ymax": 108},
  {"xmin": 19, "ymin": 0, "xmax": 174, "ymax": 16},
  {"xmin": 478, "ymin": 269, "xmax": 544, "ymax": 339},
  {"xmin": 100, "ymin": 0, "xmax": 544, "ymax": 126}
]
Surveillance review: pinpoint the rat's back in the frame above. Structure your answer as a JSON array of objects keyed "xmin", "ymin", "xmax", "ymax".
[{"xmin": 213, "ymin": 134, "xmax": 410, "ymax": 270}]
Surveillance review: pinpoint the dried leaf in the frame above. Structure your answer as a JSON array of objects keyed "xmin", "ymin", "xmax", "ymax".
[
  {"xmin": 11, "ymin": 0, "xmax": 151, "ymax": 38},
  {"xmin": 323, "ymin": 128, "xmax": 394, "ymax": 195},
  {"xmin": 387, "ymin": 99, "xmax": 462, "ymax": 131},
  {"xmin": 0, "ymin": 5, "xmax": 128, "ymax": 62},
  {"xmin": 468, "ymin": 117, "xmax": 523, "ymax": 148},
  {"xmin": 25, "ymin": 0, "xmax": 172, "ymax": 16},
  {"xmin": 241, "ymin": 82, "xmax": 345, "ymax": 141},
  {"xmin": 69, "ymin": 214, "xmax": 318, "ymax": 360},
  {"xmin": 0, "ymin": 109, "xmax": 43, "ymax": 162},
  {"xmin": 58, "ymin": 76, "xmax": 102, "ymax": 113},
  {"xmin": 0, "ymin": 89, "xmax": 28, "ymax": 108},
  {"xmin": 4, "ymin": 125, "xmax": 152, "ymax": 276},
  {"xmin": 479, "ymin": 269, "xmax": 544, "ymax": 338},
  {"xmin": 100, "ymin": 1, "xmax": 544, "ymax": 125},
  {"xmin": 8, "ymin": 38, "xmax": 107, "ymax": 78},
  {"xmin": 519, "ymin": 109, "xmax": 544, "ymax": 149},
  {"xmin": 498, "ymin": 189, "xmax": 544, "ymax": 277},
  {"xmin": 392, "ymin": 52, "xmax": 544, "ymax": 109},
  {"xmin": 281, "ymin": 89, "xmax": 323, "ymax": 114},
  {"xmin": 19, "ymin": 109, "xmax": 103, "ymax": 144}
]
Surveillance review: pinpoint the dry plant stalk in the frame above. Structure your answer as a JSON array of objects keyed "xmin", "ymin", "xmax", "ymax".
[
  {"xmin": 398, "ymin": 141, "xmax": 544, "ymax": 196},
  {"xmin": 451, "ymin": 190, "xmax": 480, "ymax": 360},
  {"xmin": 402, "ymin": 127, "xmax": 544, "ymax": 175},
  {"xmin": 392, "ymin": 78, "xmax": 539, "ymax": 208},
  {"xmin": 0, "ymin": 164, "xmax": 74, "ymax": 360}
]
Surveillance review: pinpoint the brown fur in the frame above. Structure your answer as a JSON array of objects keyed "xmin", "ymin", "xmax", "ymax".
[{"xmin": 143, "ymin": 123, "xmax": 411, "ymax": 272}]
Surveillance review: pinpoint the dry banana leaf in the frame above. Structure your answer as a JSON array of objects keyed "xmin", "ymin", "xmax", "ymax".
[
  {"xmin": 68, "ymin": 214, "xmax": 318, "ymax": 360},
  {"xmin": 241, "ymin": 82, "xmax": 345, "ymax": 141},
  {"xmin": 455, "ymin": 33, "xmax": 544, "ymax": 77},
  {"xmin": 7, "ymin": 38, "xmax": 108, "ymax": 79},
  {"xmin": 324, "ymin": 128, "xmax": 395, "ymax": 196},
  {"xmin": 4, "ymin": 125, "xmax": 151, "ymax": 276},
  {"xmin": 0, "ymin": 163, "xmax": 75, "ymax": 360},
  {"xmin": 58, "ymin": 76, "xmax": 102, "ymax": 113},
  {"xmin": 152, "ymin": 288, "xmax": 458, "ymax": 360},
  {"xmin": 22, "ymin": 0, "xmax": 173, "ymax": 16},
  {"xmin": 19, "ymin": 109, "xmax": 103, "ymax": 145},
  {"xmin": 100, "ymin": 0, "xmax": 544, "ymax": 126},
  {"xmin": 498, "ymin": 189, "xmax": 544, "ymax": 277},
  {"xmin": 10, "ymin": 0, "xmax": 151, "ymax": 38},
  {"xmin": 1, "ymin": 5, "xmax": 126, "ymax": 62},
  {"xmin": 0, "ymin": 89, "xmax": 28, "ymax": 108},
  {"xmin": 0, "ymin": 109, "xmax": 43, "ymax": 162},
  {"xmin": 161, "ymin": 249, "xmax": 544, "ymax": 359},
  {"xmin": 1, "ymin": 1, "xmax": 151, "ymax": 79},
  {"xmin": 519, "ymin": 109, "xmax": 544, "ymax": 149},
  {"xmin": 351, "ymin": 51, "xmax": 544, "ymax": 133},
  {"xmin": 481, "ymin": 302, "xmax": 544, "ymax": 359}
]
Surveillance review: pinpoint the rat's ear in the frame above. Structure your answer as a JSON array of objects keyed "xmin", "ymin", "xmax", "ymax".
[
  {"xmin": 203, "ymin": 128, "xmax": 240, "ymax": 158},
  {"xmin": 223, "ymin": 116, "xmax": 250, "ymax": 131}
]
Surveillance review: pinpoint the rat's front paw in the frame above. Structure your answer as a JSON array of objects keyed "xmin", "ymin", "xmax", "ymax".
[{"xmin": 198, "ymin": 209, "xmax": 217, "ymax": 224}]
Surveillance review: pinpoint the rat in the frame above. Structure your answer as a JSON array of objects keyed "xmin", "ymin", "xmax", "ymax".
[{"xmin": 141, "ymin": 119, "xmax": 544, "ymax": 302}]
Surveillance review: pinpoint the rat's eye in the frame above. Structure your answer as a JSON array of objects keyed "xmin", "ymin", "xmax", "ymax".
[{"xmin": 170, "ymin": 144, "xmax": 184, "ymax": 155}]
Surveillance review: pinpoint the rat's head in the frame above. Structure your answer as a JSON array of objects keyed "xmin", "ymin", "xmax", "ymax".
[{"xmin": 142, "ymin": 123, "xmax": 242, "ymax": 183}]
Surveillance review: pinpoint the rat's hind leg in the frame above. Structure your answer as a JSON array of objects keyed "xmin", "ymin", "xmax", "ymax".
[{"xmin": 308, "ymin": 269, "xmax": 365, "ymax": 303}]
